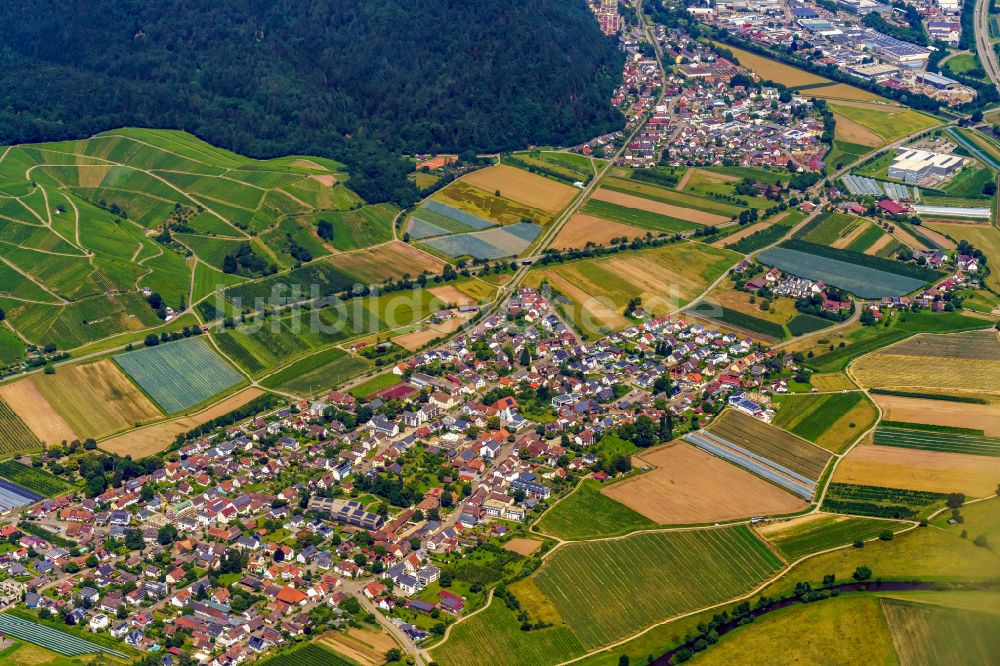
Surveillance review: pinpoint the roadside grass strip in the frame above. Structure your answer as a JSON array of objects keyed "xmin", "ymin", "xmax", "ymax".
[
  {"xmin": 757, "ymin": 247, "xmax": 926, "ymax": 298},
  {"xmin": 114, "ymin": 336, "xmax": 243, "ymax": 413},
  {"xmin": 534, "ymin": 527, "xmax": 782, "ymax": 649},
  {"xmin": 0, "ymin": 614, "xmax": 127, "ymax": 657},
  {"xmin": 872, "ymin": 426, "xmax": 1000, "ymax": 457}
]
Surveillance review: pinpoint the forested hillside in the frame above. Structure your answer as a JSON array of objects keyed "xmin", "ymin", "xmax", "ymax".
[{"xmin": 0, "ymin": 0, "xmax": 624, "ymax": 204}]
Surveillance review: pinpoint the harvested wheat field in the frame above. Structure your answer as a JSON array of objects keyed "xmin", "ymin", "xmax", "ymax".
[
  {"xmin": 551, "ymin": 213, "xmax": 644, "ymax": 250},
  {"xmin": 31, "ymin": 360, "xmax": 162, "ymax": 440},
  {"xmin": 318, "ymin": 627, "xmax": 399, "ymax": 666},
  {"xmin": 393, "ymin": 315, "xmax": 470, "ymax": 351},
  {"xmin": 504, "ymin": 538, "xmax": 543, "ymax": 556},
  {"xmin": 809, "ymin": 372, "xmax": 858, "ymax": 391},
  {"xmin": 807, "ymin": 83, "xmax": 885, "ymax": 102},
  {"xmin": 591, "ymin": 188, "xmax": 729, "ymax": 226},
  {"xmin": 460, "ymin": 164, "xmax": 577, "ymax": 213},
  {"xmin": 852, "ymin": 330, "xmax": 1000, "ymax": 395},
  {"xmin": 833, "ymin": 445, "xmax": 1000, "ymax": 497},
  {"xmin": 329, "ymin": 241, "xmax": 445, "ymax": 284},
  {"xmin": 721, "ymin": 44, "xmax": 830, "ymax": 87},
  {"xmin": 833, "ymin": 113, "xmax": 883, "ymax": 147},
  {"xmin": 602, "ymin": 443, "xmax": 807, "ymax": 524},
  {"xmin": 872, "ymin": 394, "xmax": 1000, "ymax": 437},
  {"xmin": 428, "ymin": 285, "xmax": 475, "ymax": 307},
  {"xmin": 911, "ymin": 225, "xmax": 956, "ymax": 250},
  {"xmin": 0, "ymin": 379, "xmax": 77, "ymax": 444},
  {"xmin": 100, "ymin": 388, "xmax": 264, "ymax": 456}
]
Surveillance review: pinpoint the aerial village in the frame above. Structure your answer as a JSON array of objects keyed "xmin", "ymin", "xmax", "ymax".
[{"xmin": 0, "ymin": 286, "xmax": 802, "ymax": 663}]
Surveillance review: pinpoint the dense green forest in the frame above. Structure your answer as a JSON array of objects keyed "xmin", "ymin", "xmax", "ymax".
[{"xmin": 0, "ymin": 0, "xmax": 624, "ymax": 205}]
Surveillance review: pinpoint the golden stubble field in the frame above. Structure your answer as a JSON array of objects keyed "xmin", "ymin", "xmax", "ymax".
[
  {"xmin": 852, "ymin": 330, "xmax": 1000, "ymax": 395},
  {"xmin": 602, "ymin": 442, "xmax": 807, "ymax": 524},
  {"xmin": 99, "ymin": 387, "xmax": 264, "ymax": 456},
  {"xmin": 29, "ymin": 359, "xmax": 162, "ymax": 440},
  {"xmin": 460, "ymin": 164, "xmax": 577, "ymax": 213},
  {"xmin": 833, "ymin": 444, "xmax": 1000, "ymax": 497},
  {"xmin": 550, "ymin": 213, "xmax": 644, "ymax": 250}
]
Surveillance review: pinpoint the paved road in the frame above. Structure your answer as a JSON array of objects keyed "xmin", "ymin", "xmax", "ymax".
[{"xmin": 975, "ymin": 0, "xmax": 1000, "ymax": 91}]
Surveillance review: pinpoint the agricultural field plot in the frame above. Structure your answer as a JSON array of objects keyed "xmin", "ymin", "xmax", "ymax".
[
  {"xmin": 827, "ymin": 101, "xmax": 940, "ymax": 145},
  {"xmin": 222, "ymin": 262, "xmax": 356, "ymax": 307},
  {"xmin": 771, "ymin": 391, "xmax": 877, "ymax": 453},
  {"xmin": 756, "ymin": 513, "xmax": 906, "ymax": 561},
  {"xmin": 0, "ymin": 381, "xmax": 77, "ymax": 446},
  {"xmin": 601, "ymin": 443, "xmax": 807, "ymax": 525},
  {"xmin": 535, "ymin": 479, "xmax": 655, "ymax": 540},
  {"xmin": 431, "ymin": 592, "xmax": 585, "ymax": 666},
  {"xmin": 31, "ymin": 360, "xmax": 161, "ymax": 440},
  {"xmin": 852, "ymin": 330, "xmax": 1000, "ymax": 396},
  {"xmin": 792, "ymin": 211, "xmax": 862, "ymax": 245},
  {"xmin": 821, "ymin": 483, "xmax": 948, "ymax": 520},
  {"xmin": 114, "ymin": 336, "xmax": 244, "ymax": 413},
  {"xmin": 833, "ymin": 443, "xmax": 1000, "ymax": 498},
  {"xmin": 531, "ymin": 527, "xmax": 783, "ymax": 649},
  {"xmin": 873, "ymin": 424, "xmax": 1000, "ymax": 457},
  {"xmin": 881, "ymin": 597, "xmax": 1000, "ymax": 666},
  {"xmin": 260, "ymin": 348, "xmax": 370, "ymax": 396},
  {"xmin": 686, "ymin": 303, "xmax": 786, "ymax": 340},
  {"xmin": 825, "ymin": 140, "xmax": 875, "ymax": 173},
  {"xmin": 99, "ymin": 387, "xmax": 264, "ymax": 457},
  {"xmin": 604, "ymin": 171, "xmax": 747, "ymax": 216},
  {"xmin": 504, "ymin": 538, "xmax": 543, "ymax": 556},
  {"xmin": 0, "ymin": 461, "xmax": 74, "ymax": 497},
  {"xmin": 0, "ymin": 397, "xmax": 41, "ymax": 455},
  {"xmin": 525, "ymin": 243, "xmax": 739, "ymax": 338},
  {"xmin": 432, "ymin": 180, "xmax": 555, "ymax": 226},
  {"xmin": 580, "ymin": 199, "xmax": 700, "ymax": 234},
  {"xmin": 872, "ymin": 393, "xmax": 1000, "ymax": 437},
  {"xmin": 328, "ymin": 241, "xmax": 444, "ymax": 284},
  {"xmin": 708, "ymin": 409, "xmax": 832, "ymax": 482},
  {"xmin": 723, "ymin": 220, "xmax": 796, "ymax": 253},
  {"xmin": 844, "ymin": 222, "xmax": 886, "ymax": 252},
  {"xmin": 0, "ymin": 614, "xmax": 127, "ymax": 658},
  {"xmin": 757, "ymin": 246, "xmax": 928, "ymax": 298},
  {"xmin": 720, "ymin": 44, "xmax": 833, "ymax": 87},
  {"xmin": 550, "ymin": 213, "xmax": 644, "ymax": 250},
  {"xmin": 690, "ymin": 596, "xmax": 896, "ymax": 666},
  {"xmin": 458, "ymin": 164, "xmax": 577, "ymax": 214},
  {"xmin": 255, "ymin": 642, "xmax": 353, "ymax": 666},
  {"xmin": 212, "ymin": 311, "xmax": 351, "ymax": 376},
  {"xmin": 422, "ymin": 222, "xmax": 542, "ymax": 260},
  {"xmin": 406, "ymin": 199, "xmax": 495, "ymax": 238},
  {"xmin": 317, "ymin": 628, "xmax": 400, "ymax": 666},
  {"xmin": 589, "ymin": 188, "xmax": 729, "ymax": 226}
]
